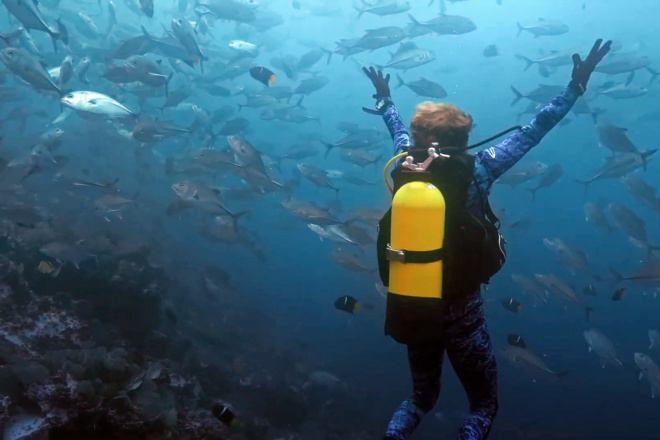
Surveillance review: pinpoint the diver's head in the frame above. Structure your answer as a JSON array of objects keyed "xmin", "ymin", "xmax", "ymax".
[{"xmin": 411, "ymin": 102, "xmax": 473, "ymax": 150}]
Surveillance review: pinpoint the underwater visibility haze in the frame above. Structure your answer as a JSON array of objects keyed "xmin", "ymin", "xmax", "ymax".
[{"xmin": 0, "ymin": 0, "xmax": 660, "ymax": 438}]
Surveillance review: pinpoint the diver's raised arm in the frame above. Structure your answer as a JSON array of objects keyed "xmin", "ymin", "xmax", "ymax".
[
  {"xmin": 362, "ymin": 66, "xmax": 412, "ymax": 156},
  {"xmin": 475, "ymin": 39, "xmax": 612, "ymax": 187}
]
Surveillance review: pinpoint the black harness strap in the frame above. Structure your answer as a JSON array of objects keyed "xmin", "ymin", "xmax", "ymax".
[
  {"xmin": 386, "ymin": 246, "xmax": 444, "ymax": 264},
  {"xmin": 484, "ymin": 200, "xmax": 501, "ymax": 230},
  {"xmin": 472, "ymin": 175, "xmax": 501, "ymax": 230}
]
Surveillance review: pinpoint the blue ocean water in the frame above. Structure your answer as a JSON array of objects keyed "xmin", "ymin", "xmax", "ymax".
[{"xmin": 1, "ymin": 0, "xmax": 659, "ymax": 438}]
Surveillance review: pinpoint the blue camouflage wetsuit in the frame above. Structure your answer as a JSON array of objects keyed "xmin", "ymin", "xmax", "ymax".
[{"xmin": 380, "ymin": 86, "xmax": 579, "ymax": 440}]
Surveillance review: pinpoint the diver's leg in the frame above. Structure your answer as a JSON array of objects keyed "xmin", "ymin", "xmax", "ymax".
[
  {"xmin": 445, "ymin": 304, "xmax": 498, "ymax": 440},
  {"xmin": 384, "ymin": 343, "xmax": 444, "ymax": 440}
]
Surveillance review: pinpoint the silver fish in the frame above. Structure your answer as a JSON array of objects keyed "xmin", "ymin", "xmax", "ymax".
[
  {"xmin": 354, "ymin": 0, "xmax": 410, "ymax": 19},
  {"xmin": 408, "ymin": 13, "xmax": 476, "ymax": 35},
  {"xmin": 297, "ymin": 163, "xmax": 339, "ymax": 197},
  {"xmin": 584, "ymin": 329, "xmax": 623, "ymax": 367},
  {"xmin": 576, "ymin": 150, "xmax": 657, "ymax": 192},
  {"xmin": 1, "ymin": 0, "xmax": 62, "ymax": 50},
  {"xmin": 395, "ymin": 74, "xmax": 446, "ymax": 98},
  {"xmin": 501, "ymin": 345, "xmax": 567, "ymax": 378},
  {"xmin": 517, "ymin": 19, "xmax": 569, "ymax": 37},
  {"xmin": 650, "ymin": 330, "xmax": 660, "ymax": 354},
  {"xmin": 385, "ymin": 42, "xmax": 435, "ymax": 71},
  {"xmin": 171, "ymin": 18, "xmax": 206, "ymax": 71},
  {"xmin": 0, "ymin": 47, "xmax": 60, "ymax": 95},
  {"xmin": 40, "ymin": 242, "xmax": 94, "ymax": 269},
  {"xmin": 635, "ymin": 353, "xmax": 660, "ymax": 398}
]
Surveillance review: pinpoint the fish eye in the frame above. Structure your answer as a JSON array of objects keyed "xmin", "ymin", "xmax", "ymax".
[{"xmin": 66, "ymin": 94, "xmax": 73, "ymax": 99}]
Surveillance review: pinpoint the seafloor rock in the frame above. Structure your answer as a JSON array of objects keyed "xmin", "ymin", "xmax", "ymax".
[
  {"xmin": 0, "ymin": 244, "xmax": 233, "ymax": 439},
  {"xmin": 2, "ymin": 412, "xmax": 49, "ymax": 440},
  {"xmin": 22, "ymin": 371, "xmax": 230, "ymax": 439}
]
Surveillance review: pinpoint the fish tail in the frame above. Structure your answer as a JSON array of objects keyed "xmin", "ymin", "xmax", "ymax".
[
  {"xmin": 395, "ymin": 74, "xmax": 405, "ymax": 89},
  {"xmin": 49, "ymin": 31, "xmax": 60, "ymax": 53},
  {"xmin": 321, "ymin": 48, "xmax": 333, "ymax": 65},
  {"xmin": 510, "ymin": 86, "xmax": 523, "ymax": 106},
  {"xmin": 200, "ymin": 55, "xmax": 208, "ymax": 74},
  {"xmin": 641, "ymin": 149, "xmax": 657, "ymax": 170},
  {"xmin": 407, "ymin": 13, "xmax": 421, "ymax": 27},
  {"xmin": 644, "ymin": 243, "xmax": 660, "ymax": 257},
  {"xmin": 515, "ymin": 54, "xmax": 535, "ymax": 71},
  {"xmin": 233, "ymin": 210, "xmax": 249, "ymax": 221},
  {"xmin": 52, "ymin": 263, "xmax": 63, "ymax": 278},
  {"xmin": 334, "ymin": 187, "xmax": 340, "ymax": 199},
  {"xmin": 228, "ymin": 210, "xmax": 249, "ymax": 232},
  {"xmin": 573, "ymin": 179, "xmax": 591, "ymax": 196},
  {"xmin": 516, "ymin": 23, "xmax": 525, "ymax": 37},
  {"xmin": 321, "ymin": 141, "xmax": 337, "ymax": 158}
]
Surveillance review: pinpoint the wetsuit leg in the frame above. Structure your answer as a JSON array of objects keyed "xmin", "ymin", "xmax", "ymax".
[
  {"xmin": 384, "ymin": 343, "xmax": 444, "ymax": 440},
  {"xmin": 445, "ymin": 305, "xmax": 498, "ymax": 440}
]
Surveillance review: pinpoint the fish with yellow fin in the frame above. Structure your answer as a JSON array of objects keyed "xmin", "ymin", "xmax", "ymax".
[
  {"xmin": 335, "ymin": 295, "xmax": 360, "ymax": 314},
  {"xmin": 612, "ymin": 288, "xmax": 626, "ymax": 301},
  {"xmin": 212, "ymin": 400, "xmax": 239, "ymax": 427},
  {"xmin": 249, "ymin": 66, "xmax": 276, "ymax": 87},
  {"xmin": 37, "ymin": 260, "xmax": 61, "ymax": 277}
]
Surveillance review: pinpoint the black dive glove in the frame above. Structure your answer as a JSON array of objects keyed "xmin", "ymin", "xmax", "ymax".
[
  {"xmin": 362, "ymin": 66, "xmax": 392, "ymax": 115},
  {"xmin": 569, "ymin": 38, "xmax": 612, "ymax": 95}
]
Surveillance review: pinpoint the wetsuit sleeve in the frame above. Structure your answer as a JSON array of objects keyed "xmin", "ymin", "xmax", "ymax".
[
  {"xmin": 382, "ymin": 102, "xmax": 412, "ymax": 156},
  {"xmin": 474, "ymin": 86, "xmax": 579, "ymax": 190}
]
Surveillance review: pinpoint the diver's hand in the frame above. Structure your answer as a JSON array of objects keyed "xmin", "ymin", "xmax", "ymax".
[
  {"xmin": 569, "ymin": 38, "xmax": 612, "ymax": 95},
  {"xmin": 363, "ymin": 66, "xmax": 391, "ymax": 100},
  {"xmin": 362, "ymin": 66, "xmax": 391, "ymax": 114}
]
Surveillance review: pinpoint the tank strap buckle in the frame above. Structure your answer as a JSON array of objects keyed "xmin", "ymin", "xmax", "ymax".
[{"xmin": 386, "ymin": 245, "xmax": 406, "ymax": 263}]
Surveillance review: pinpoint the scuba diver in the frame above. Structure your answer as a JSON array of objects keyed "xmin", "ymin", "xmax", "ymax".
[{"xmin": 364, "ymin": 39, "xmax": 612, "ymax": 440}]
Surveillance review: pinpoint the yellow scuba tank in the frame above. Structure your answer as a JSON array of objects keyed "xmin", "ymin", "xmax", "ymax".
[
  {"xmin": 389, "ymin": 181, "xmax": 445, "ymax": 298},
  {"xmin": 383, "ymin": 149, "xmax": 447, "ymax": 299}
]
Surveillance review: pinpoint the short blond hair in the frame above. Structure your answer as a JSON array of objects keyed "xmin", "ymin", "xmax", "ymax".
[{"xmin": 411, "ymin": 102, "xmax": 473, "ymax": 148}]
